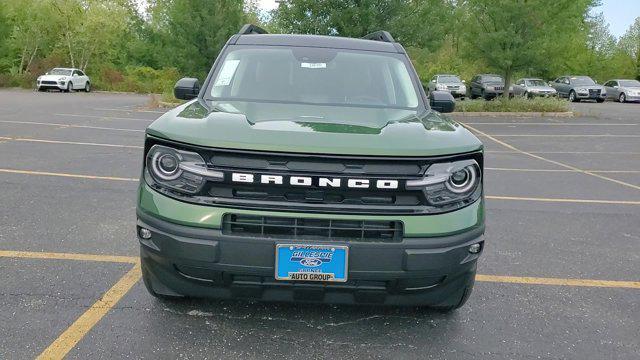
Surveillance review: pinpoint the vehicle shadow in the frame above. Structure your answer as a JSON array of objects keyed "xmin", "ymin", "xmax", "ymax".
[{"xmin": 149, "ymin": 296, "xmax": 465, "ymax": 357}]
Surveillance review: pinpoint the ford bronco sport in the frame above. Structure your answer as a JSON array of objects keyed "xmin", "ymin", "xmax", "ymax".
[{"xmin": 137, "ymin": 25, "xmax": 485, "ymax": 311}]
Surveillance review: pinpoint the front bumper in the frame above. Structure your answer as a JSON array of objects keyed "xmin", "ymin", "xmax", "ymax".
[
  {"xmin": 37, "ymin": 81, "xmax": 67, "ymax": 90},
  {"xmin": 137, "ymin": 184, "xmax": 485, "ymax": 306},
  {"xmin": 575, "ymin": 92, "xmax": 606, "ymax": 99}
]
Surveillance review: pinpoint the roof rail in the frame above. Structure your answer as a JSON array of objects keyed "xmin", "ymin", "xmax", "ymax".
[
  {"xmin": 238, "ymin": 24, "xmax": 268, "ymax": 35},
  {"xmin": 362, "ymin": 30, "xmax": 395, "ymax": 43}
]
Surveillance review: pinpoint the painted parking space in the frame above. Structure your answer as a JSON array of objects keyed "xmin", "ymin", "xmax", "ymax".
[{"xmin": 0, "ymin": 92, "xmax": 639, "ymax": 359}]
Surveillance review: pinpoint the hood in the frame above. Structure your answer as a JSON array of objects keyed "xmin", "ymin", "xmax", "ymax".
[
  {"xmin": 528, "ymin": 86, "xmax": 556, "ymax": 91},
  {"xmin": 442, "ymin": 82, "xmax": 465, "ymax": 87},
  {"xmin": 146, "ymin": 100, "xmax": 482, "ymax": 157},
  {"xmin": 575, "ymin": 85, "xmax": 605, "ymax": 90},
  {"xmin": 38, "ymin": 74, "xmax": 69, "ymax": 81}
]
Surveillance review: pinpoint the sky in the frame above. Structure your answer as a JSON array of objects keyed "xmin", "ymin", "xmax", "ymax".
[
  {"xmin": 258, "ymin": 0, "xmax": 640, "ymax": 38},
  {"xmin": 593, "ymin": 0, "xmax": 640, "ymax": 38}
]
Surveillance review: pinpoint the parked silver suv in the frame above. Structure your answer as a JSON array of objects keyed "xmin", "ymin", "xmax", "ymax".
[
  {"xmin": 427, "ymin": 74, "xmax": 466, "ymax": 99},
  {"xmin": 550, "ymin": 76, "xmax": 606, "ymax": 103}
]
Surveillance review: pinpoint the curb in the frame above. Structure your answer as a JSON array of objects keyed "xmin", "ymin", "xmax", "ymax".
[
  {"xmin": 157, "ymin": 101, "xmax": 180, "ymax": 108},
  {"xmin": 451, "ymin": 111, "xmax": 574, "ymax": 117}
]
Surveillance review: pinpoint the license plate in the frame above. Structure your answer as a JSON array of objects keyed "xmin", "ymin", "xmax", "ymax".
[{"xmin": 275, "ymin": 244, "xmax": 348, "ymax": 282}]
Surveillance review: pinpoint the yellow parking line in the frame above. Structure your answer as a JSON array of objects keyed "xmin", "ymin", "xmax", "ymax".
[
  {"xmin": 55, "ymin": 113, "xmax": 155, "ymax": 122},
  {"xmin": 486, "ymin": 167, "xmax": 640, "ymax": 174},
  {"xmin": 462, "ymin": 123, "xmax": 640, "ymax": 191},
  {"xmin": 477, "ymin": 274, "xmax": 640, "ymax": 289},
  {"xmin": 0, "ymin": 168, "xmax": 137, "ymax": 181},
  {"xmin": 36, "ymin": 264, "xmax": 141, "ymax": 360},
  {"xmin": 0, "ymin": 250, "xmax": 137, "ymax": 263},
  {"xmin": 0, "ymin": 137, "xmax": 143, "ymax": 149},
  {"xmin": 0, "ymin": 120, "xmax": 145, "ymax": 133},
  {"xmin": 486, "ymin": 150, "xmax": 640, "ymax": 154},
  {"xmin": 486, "ymin": 195, "xmax": 640, "ymax": 205},
  {"xmin": 465, "ymin": 122, "xmax": 637, "ymax": 126},
  {"xmin": 486, "ymin": 134, "xmax": 640, "ymax": 138}
]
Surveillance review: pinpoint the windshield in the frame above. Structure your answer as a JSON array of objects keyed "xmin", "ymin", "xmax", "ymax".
[
  {"xmin": 439, "ymin": 75, "xmax": 461, "ymax": 83},
  {"xmin": 208, "ymin": 46, "xmax": 420, "ymax": 109},
  {"xmin": 571, "ymin": 77, "xmax": 595, "ymax": 86},
  {"xmin": 482, "ymin": 76, "xmax": 503, "ymax": 83},
  {"xmin": 49, "ymin": 68, "xmax": 72, "ymax": 76},
  {"xmin": 619, "ymin": 80, "xmax": 640, "ymax": 87},
  {"xmin": 526, "ymin": 80, "xmax": 547, "ymax": 86}
]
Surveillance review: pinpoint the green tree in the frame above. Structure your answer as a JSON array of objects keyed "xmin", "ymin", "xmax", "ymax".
[
  {"xmin": 618, "ymin": 17, "xmax": 640, "ymax": 80},
  {"xmin": 273, "ymin": 0, "xmax": 405, "ymax": 37},
  {"xmin": 465, "ymin": 0, "xmax": 595, "ymax": 95},
  {"xmin": 148, "ymin": 0, "xmax": 245, "ymax": 78}
]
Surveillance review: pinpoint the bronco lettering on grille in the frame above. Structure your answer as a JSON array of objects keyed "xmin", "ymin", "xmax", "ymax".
[{"xmin": 230, "ymin": 172, "xmax": 399, "ymax": 190}]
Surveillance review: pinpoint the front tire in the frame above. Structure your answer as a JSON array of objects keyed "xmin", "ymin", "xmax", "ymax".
[
  {"xmin": 569, "ymin": 90, "xmax": 578, "ymax": 102},
  {"xmin": 619, "ymin": 93, "xmax": 626, "ymax": 103},
  {"xmin": 596, "ymin": 98, "xmax": 605, "ymax": 103},
  {"xmin": 84, "ymin": 82, "xmax": 91, "ymax": 92},
  {"xmin": 65, "ymin": 82, "xmax": 73, "ymax": 93}
]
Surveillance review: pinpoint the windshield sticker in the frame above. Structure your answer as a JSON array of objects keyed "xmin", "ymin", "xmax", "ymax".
[
  {"xmin": 214, "ymin": 60, "xmax": 240, "ymax": 86},
  {"xmin": 301, "ymin": 62, "xmax": 327, "ymax": 69}
]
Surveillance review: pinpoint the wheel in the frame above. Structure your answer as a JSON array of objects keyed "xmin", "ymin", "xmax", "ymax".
[
  {"xmin": 596, "ymin": 98, "xmax": 605, "ymax": 103},
  {"xmin": 481, "ymin": 90, "xmax": 487, "ymax": 100},
  {"xmin": 84, "ymin": 82, "xmax": 91, "ymax": 92},
  {"xmin": 619, "ymin": 93, "xmax": 626, "ymax": 103},
  {"xmin": 568, "ymin": 90, "xmax": 578, "ymax": 102},
  {"xmin": 523, "ymin": 91, "xmax": 530, "ymax": 99},
  {"xmin": 65, "ymin": 82, "xmax": 73, "ymax": 93},
  {"xmin": 431, "ymin": 273, "xmax": 476, "ymax": 313},
  {"xmin": 469, "ymin": 88, "xmax": 477, "ymax": 99},
  {"xmin": 37, "ymin": 87, "xmax": 45, "ymax": 92}
]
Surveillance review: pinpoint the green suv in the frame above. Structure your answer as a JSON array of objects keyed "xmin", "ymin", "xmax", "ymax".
[{"xmin": 137, "ymin": 25, "xmax": 485, "ymax": 310}]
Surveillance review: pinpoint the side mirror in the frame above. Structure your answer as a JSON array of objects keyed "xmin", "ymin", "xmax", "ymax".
[
  {"xmin": 429, "ymin": 91, "xmax": 455, "ymax": 113},
  {"xmin": 174, "ymin": 78, "xmax": 200, "ymax": 100},
  {"xmin": 462, "ymin": 80, "xmax": 466, "ymax": 83}
]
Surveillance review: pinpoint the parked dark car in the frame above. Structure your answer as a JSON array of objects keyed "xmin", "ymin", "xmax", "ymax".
[
  {"xmin": 550, "ymin": 76, "xmax": 606, "ymax": 103},
  {"xmin": 469, "ymin": 74, "xmax": 505, "ymax": 100}
]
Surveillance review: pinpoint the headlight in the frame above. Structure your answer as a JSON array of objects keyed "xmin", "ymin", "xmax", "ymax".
[
  {"xmin": 145, "ymin": 144, "xmax": 223, "ymax": 194},
  {"xmin": 486, "ymin": 86, "xmax": 494, "ymax": 91},
  {"xmin": 406, "ymin": 159, "xmax": 482, "ymax": 208},
  {"xmin": 577, "ymin": 88, "xmax": 587, "ymax": 92}
]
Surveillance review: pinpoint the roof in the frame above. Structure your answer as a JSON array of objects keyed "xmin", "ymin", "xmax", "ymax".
[{"xmin": 234, "ymin": 34, "xmax": 401, "ymax": 53}]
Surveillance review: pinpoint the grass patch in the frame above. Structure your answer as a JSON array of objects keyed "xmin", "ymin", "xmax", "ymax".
[{"xmin": 455, "ymin": 97, "xmax": 569, "ymax": 112}]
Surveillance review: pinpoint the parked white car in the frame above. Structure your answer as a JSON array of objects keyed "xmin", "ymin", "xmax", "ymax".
[{"xmin": 37, "ymin": 68, "xmax": 91, "ymax": 92}]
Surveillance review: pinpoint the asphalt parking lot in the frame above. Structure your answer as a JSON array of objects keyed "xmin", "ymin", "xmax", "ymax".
[{"xmin": 0, "ymin": 89, "xmax": 638, "ymax": 359}]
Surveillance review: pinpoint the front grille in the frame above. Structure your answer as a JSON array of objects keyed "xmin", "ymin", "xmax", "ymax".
[
  {"xmin": 494, "ymin": 86, "xmax": 505, "ymax": 91},
  {"xmin": 589, "ymin": 89, "xmax": 601, "ymax": 97},
  {"xmin": 145, "ymin": 137, "xmax": 483, "ymax": 215},
  {"xmin": 41, "ymin": 81, "xmax": 57, "ymax": 85},
  {"xmin": 223, "ymin": 214, "xmax": 403, "ymax": 242},
  {"xmin": 447, "ymin": 85, "xmax": 460, "ymax": 90}
]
